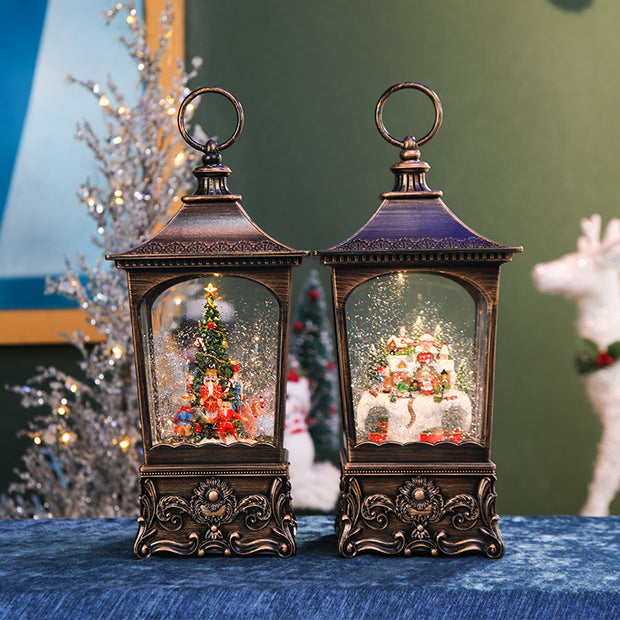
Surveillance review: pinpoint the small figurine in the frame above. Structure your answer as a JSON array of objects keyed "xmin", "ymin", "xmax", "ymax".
[
  {"xmin": 200, "ymin": 367, "xmax": 222, "ymax": 418},
  {"xmin": 185, "ymin": 363, "xmax": 196, "ymax": 399},
  {"xmin": 228, "ymin": 360, "xmax": 244, "ymax": 412},
  {"xmin": 215, "ymin": 402, "xmax": 241, "ymax": 439},
  {"xmin": 173, "ymin": 406, "xmax": 194, "ymax": 437}
]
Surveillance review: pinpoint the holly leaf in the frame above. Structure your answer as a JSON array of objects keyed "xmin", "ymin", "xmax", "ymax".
[
  {"xmin": 607, "ymin": 341, "xmax": 620, "ymax": 360},
  {"xmin": 576, "ymin": 337, "xmax": 599, "ymax": 374}
]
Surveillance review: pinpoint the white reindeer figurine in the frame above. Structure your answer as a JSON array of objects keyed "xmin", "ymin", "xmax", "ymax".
[{"xmin": 532, "ymin": 214, "xmax": 620, "ymax": 516}]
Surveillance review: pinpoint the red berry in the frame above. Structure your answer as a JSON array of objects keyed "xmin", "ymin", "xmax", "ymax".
[{"xmin": 595, "ymin": 351, "xmax": 614, "ymax": 367}]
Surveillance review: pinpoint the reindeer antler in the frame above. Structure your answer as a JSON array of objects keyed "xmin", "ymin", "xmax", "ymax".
[
  {"xmin": 602, "ymin": 218, "xmax": 620, "ymax": 251},
  {"xmin": 578, "ymin": 215, "xmax": 602, "ymax": 254},
  {"xmin": 576, "ymin": 214, "xmax": 620, "ymax": 266}
]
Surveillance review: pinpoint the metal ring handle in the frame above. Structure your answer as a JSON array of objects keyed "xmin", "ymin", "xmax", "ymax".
[
  {"xmin": 178, "ymin": 87, "xmax": 244, "ymax": 153},
  {"xmin": 375, "ymin": 82, "xmax": 443, "ymax": 148}
]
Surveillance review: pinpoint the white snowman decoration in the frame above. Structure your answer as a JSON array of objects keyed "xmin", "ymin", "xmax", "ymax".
[{"xmin": 284, "ymin": 368, "xmax": 340, "ymax": 512}]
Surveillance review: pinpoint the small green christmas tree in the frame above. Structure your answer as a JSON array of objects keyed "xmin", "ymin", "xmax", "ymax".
[
  {"xmin": 456, "ymin": 358, "xmax": 472, "ymax": 393},
  {"xmin": 365, "ymin": 339, "xmax": 388, "ymax": 388},
  {"xmin": 411, "ymin": 316, "xmax": 425, "ymax": 343},
  {"xmin": 433, "ymin": 323, "xmax": 445, "ymax": 346}
]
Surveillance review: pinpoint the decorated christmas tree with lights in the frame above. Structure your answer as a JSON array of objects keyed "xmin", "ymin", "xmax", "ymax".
[
  {"xmin": 191, "ymin": 283, "xmax": 235, "ymax": 409},
  {"xmin": 0, "ymin": 3, "xmax": 203, "ymax": 518},
  {"xmin": 172, "ymin": 283, "xmax": 248, "ymax": 443}
]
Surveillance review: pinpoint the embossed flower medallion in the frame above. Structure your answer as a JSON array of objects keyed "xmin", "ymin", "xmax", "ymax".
[
  {"xmin": 396, "ymin": 477, "xmax": 443, "ymax": 523},
  {"xmin": 190, "ymin": 478, "xmax": 236, "ymax": 525}
]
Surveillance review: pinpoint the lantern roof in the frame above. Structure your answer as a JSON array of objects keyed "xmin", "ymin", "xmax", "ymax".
[
  {"xmin": 319, "ymin": 142, "xmax": 521, "ymax": 264},
  {"xmin": 110, "ymin": 154, "xmax": 306, "ymax": 269}
]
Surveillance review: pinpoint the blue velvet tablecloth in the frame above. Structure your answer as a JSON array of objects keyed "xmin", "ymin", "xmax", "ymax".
[{"xmin": 0, "ymin": 516, "xmax": 618, "ymax": 619}]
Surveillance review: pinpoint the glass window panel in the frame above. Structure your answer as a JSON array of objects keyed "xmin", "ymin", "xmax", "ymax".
[
  {"xmin": 345, "ymin": 272, "xmax": 484, "ymax": 446},
  {"xmin": 143, "ymin": 276, "xmax": 280, "ymax": 446}
]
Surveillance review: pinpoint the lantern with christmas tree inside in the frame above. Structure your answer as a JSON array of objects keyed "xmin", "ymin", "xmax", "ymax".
[
  {"xmin": 109, "ymin": 87, "xmax": 305, "ymax": 557},
  {"xmin": 318, "ymin": 82, "xmax": 521, "ymax": 558}
]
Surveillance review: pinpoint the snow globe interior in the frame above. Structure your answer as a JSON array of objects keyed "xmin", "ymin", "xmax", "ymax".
[
  {"xmin": 345, "ymin": 271, "xmax": 485, "ymax": 446},
  {"xmin": 143, "ymin": 276, "xmax": 280, "ymax": 446}
]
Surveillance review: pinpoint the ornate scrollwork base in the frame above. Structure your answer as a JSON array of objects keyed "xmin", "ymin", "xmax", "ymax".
[
  {"xmin": 336, "ymin": 469, "xmax": 504, "ymax": 559},
  {"xmin": 134, "ymin": 470, "xmax": 296, "ymax": 558}
]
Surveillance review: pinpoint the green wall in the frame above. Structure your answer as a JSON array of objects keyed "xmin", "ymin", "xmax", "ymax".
[{"xmin": 186, "ymin": 0, "xmax": 620, "ymax": 515}]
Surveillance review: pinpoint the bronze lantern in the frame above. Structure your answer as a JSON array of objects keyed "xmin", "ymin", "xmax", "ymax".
[
  {"xmin": 318, "ymin": 82, "xmax": 522, "ymax": 558},
  {"xmin": 108, "ymin": 87, "xmax": 305, "ymax": 558}
]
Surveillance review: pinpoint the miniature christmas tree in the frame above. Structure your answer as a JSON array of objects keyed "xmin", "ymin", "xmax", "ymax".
[
  {"xmin": 411, "ymin": 316, "xmax": 425, "ymax": 343},
  {"xmin": 456, "ymin": 358, "xmax": 472, "ymax": 393},
  {"xmin": 433, "ymin": 323, "xmax": 445, "ymax": 347},
  {"xmin": 291, "ymin": 270, "xmax": 340, "ymax": 462},
  {"xmin": 1, "ymin": 3, "xmax": 202, "ymax": 518},
  {"xmin": 365, "ymin": 340, "xmax": 388, "ymax": 388}
]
